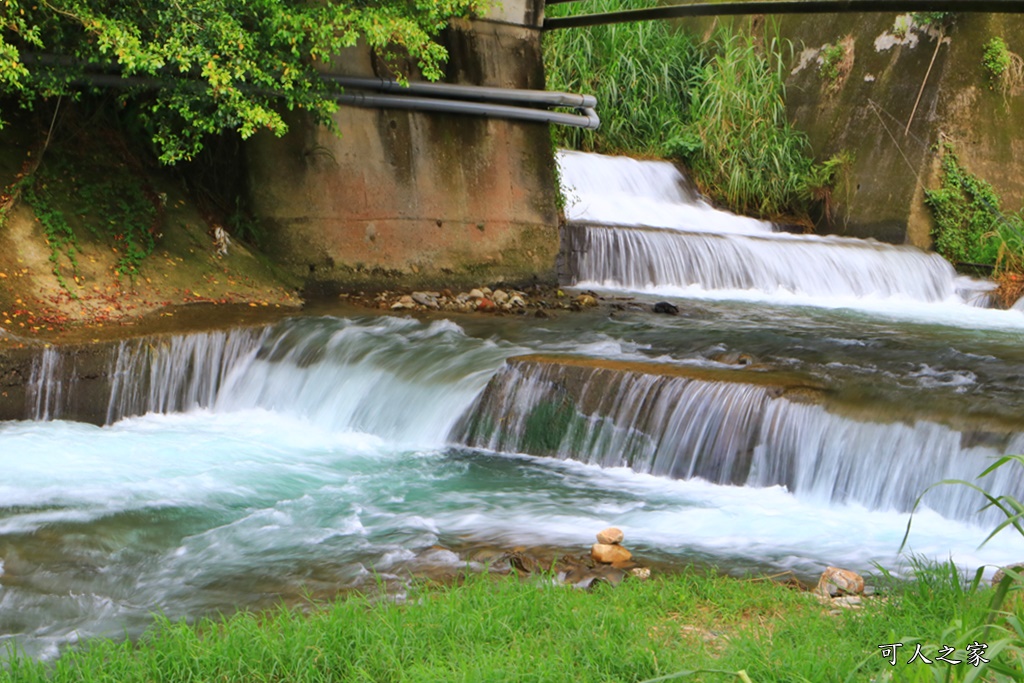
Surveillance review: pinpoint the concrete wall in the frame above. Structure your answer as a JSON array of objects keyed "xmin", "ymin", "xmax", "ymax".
[
  {"xmin": 776, "ymin": 13, "xmax": 1024, "ymax": 245},
  {"xmin": 246, "ymin": 0, "xmax": 560, "ymax": 293},
  {"xmin": 0, "ymin": 343, "xmax": 114, "ymax": 425}
]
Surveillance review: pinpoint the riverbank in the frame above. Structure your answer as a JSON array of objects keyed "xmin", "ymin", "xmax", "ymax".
[
  {"xmin": 0, "ymin": 558, "xmax": 1015, "ymax": 682},
  {"xmin": 0, "ymin": 278, "xmax": 617, "ymax": 350}
]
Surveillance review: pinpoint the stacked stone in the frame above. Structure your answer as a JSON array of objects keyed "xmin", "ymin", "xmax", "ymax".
[{"xmin": 591, "ymin": 527, "xmax": 633, "ymax": 568}]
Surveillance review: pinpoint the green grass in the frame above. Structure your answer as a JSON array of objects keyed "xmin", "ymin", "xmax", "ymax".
[
  {"xmin": 3, "ymin": 562, "xmax": 1020, "ymax": 682},
  {"xmin": 543, "ymin": 0, "xmax": 701, "ymax": 160}
]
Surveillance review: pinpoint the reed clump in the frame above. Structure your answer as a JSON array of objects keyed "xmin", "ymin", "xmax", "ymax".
[{"xmin": 544, "ymin": 1, "xmax": 847, "ymax": 222}]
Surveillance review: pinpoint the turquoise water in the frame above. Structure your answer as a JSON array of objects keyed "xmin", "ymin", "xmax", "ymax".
[{"xmin": 4, "ymin": 311, "xmax": 1024, "ymax": 660}]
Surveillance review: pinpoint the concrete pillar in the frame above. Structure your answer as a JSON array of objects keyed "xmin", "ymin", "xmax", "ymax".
[{"xmin": 246, "ymin": 0, "xmax": 560, "ymax": 293}]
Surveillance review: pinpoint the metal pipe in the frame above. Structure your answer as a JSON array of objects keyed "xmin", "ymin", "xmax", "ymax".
[
  {"xmin": 64, "ymin": 72, "xmax": 601, "ymax": 130},
  {"xmin": 322, "ymin": 75, "xmax": 597, "ymax": 109},
  {"xmin": 544, "ymin": 0, "xmax": 1024, "ymax": 30},
  {"xmin": 334, "ymin": 91, "xmax": 601, "ymax": 129}
]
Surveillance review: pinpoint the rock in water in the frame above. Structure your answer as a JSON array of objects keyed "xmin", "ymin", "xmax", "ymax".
[
  {"xmin": 596, "ymin": 527, "xmax": 624, "ymax": 545},
  {"xmin": 653, "ymin": 301, "xmax": 679, "ymax": 315},
  {"xmin": 591, "ymin": 543, "xmax": 632, "ymax": 565},
  {"xmin": 816, "ymin": 566, "xmax": 865, "ymax": 597}
]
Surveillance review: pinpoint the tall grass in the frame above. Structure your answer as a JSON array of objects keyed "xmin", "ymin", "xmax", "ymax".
[
  {"xmin": 544, "ymin": 2, "xmax": 846, "ymax": 221},
  {"xmin": 685, "ymin": 32, "xmax": 826, "ymax": 218},
  {"xmin": 544, "ymin": 0, "xmax": 701, "ymax": 158},
  {"xmin": 899, "ymin": 454, "xmax": 1024, "ymax": 682}
]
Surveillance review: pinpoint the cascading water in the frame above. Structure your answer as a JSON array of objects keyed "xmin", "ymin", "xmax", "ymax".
[
  {"xmin": 104, "ymin": 327, "xmax": 270, "ymax": 422},
  {"xmin": 5, "ymin": 314, "xmax": 1024, "ymax": 660},
  {"xmin": 6, "ymin": 151, "xmax": 1024, "ymax": 662},
  {"xmin": 74, "ymin": 317, "xmax": 513, "ymax": 443},
  {"xmin": 558, "ymin": 149, "xmax": 773, "ymax": 235},
  {"xmin": 25, "ymin": 348, "xmax": 68, "ymax": 421},
  {"xmin": 562, "ymin": 224, "xmax": 985, "ymax": 304},
  {"xmin": 454, "ymin": 357, "xmax": 1024, "ymax": 525},
  {"xmin": 557, "ymin": 150, "xmax": 1004, "ymax": 314}
]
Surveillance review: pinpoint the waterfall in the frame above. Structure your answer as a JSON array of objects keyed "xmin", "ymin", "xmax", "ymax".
[
  {"xmin": 70, "ymin": 317, "xmax": 513, "ymax": 445},
  {"xmin": 106, "ymin": 327, "xmax": 269, "ymax": 422},
  {"xmin": 557, "ymin": 151, "xmax": 1000, "ymax": 309},
  {"xmin": 453, "ymin": 357, "xmax": 1023, "ymax": 524},
  {"xmin": 557, "ymin": 150, "xmax": 773, "ymax": 235},
  {"xmin": 19, "ymin": 317, "xmax": 1021, "ymax": 525},
  {"xmin": 562, "ymin": 224, "xmax": 985, "ymax": 304},
  {"xmin": 26, "ymin": 347, "xmax": 69, "ymax": 421}
]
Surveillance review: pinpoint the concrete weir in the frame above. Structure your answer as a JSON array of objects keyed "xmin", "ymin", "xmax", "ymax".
[
  {"xmin": 451, "ymin": 354, "xmax": 1024, "ymax": 522},
  {"xmin": 246, "ymin": 0, "xmax": 560, "ymax": 293}
]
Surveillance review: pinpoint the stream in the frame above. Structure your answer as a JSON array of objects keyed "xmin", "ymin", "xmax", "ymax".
[{"xmin": 3, "ymin": 151, "xmax": 1024, "ymax": 660}]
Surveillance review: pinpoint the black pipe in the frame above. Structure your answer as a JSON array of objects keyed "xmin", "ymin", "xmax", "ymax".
[
  {"xmin": 322, "ymin": 75, "xmax": 597, "ymax": 108},
  {"xmin": 544, "ymin": 0, "xmax": 1024, "ymax": 30},
  {"xmin": 63, "ymin": 73, "xmax": 602, "ymax": 130},
  {"xmin": 334, "ymin": 91, "xmax": 601, "ymax": 129}
]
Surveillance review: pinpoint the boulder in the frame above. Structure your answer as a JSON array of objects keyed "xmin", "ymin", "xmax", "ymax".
[
  {"xmin": 815, "ymin": 566, "xmax": 865, "ymax": 598},
  {"xmin": 468, "ymin": 288, "xmax": 485, "ymax": 299},
  {"xmin": 591, "ymin": 543, "xmax": 632, "ymax": 565},
  {"xmin": 992, "ymin": 562, "xmax": 1024, "ymax": 586},
  {"xmin": 652, "ymin": 301, "xmax": 679, "ymax": 315},
  {"xmin": 492, "ymin": 289, "xmax": 510, "ymax": 304},
  {"xmin": 596, "ymin": 527, "xmax": 624, "ymax": 545}
]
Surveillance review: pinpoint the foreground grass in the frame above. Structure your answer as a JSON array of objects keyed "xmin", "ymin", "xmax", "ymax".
[{"xmin": 2, "ymin": 563, "xmax": 1020, "ymax": 682}]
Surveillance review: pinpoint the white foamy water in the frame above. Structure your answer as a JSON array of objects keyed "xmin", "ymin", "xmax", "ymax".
[
  {"xmin": 447, "ymin": 454, "xmax": 1024, "ymax": 579},
  {"xmin": 3, "ymin": 411, "xmax": 1023, "ymax": 659},
  {"xmin": 557, "ymin": 150, "xmax": 774, "ymax": 235},
  {"xmin": 557, "ymin": 152, "xmax": 1018, "ymax": 326}
]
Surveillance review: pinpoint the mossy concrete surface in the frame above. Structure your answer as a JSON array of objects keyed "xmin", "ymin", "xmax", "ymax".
[
  {"xmin": 0, "ymin": 113, "xmax": 302, "ymax": 342},
  {"xmin": 775, "ymin": 12, "xmax": 1024, "ymax": 245}
]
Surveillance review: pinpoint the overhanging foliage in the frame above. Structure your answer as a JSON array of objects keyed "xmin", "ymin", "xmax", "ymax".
[{"xmin": 1, "ymin": 0, "xmax": 483, "ymax": 163}]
